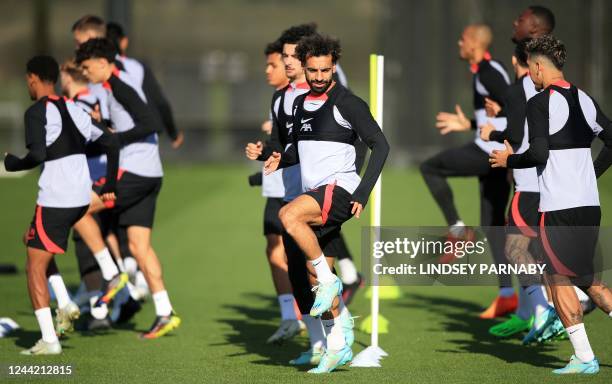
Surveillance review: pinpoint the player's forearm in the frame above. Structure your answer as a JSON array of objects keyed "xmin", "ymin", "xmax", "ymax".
[
  {"xmin": 594, "ymin": 124, "xmax": 612, "ymax": 178},
  {"xmin": 258, "ymin": 140, "xmax": 283, "ymax": 161},
  {"xmin": 116, "ymin": 125, "xmax": 157, "ymax": 146},
  {"xmin": 352, "ymin": 131, "xmax": 389, "ymax": 205},
  {"xmin": 158, "ymin": 101, "xmax": 178, "ymax": 140},
  {"xmin": 96, "ymin": 132, "xmax": 120, "ymax": 192},
  {"xmin": 258, "ymin": 118, "xmax": 284, "ymax": 161},
  {"xmin": 4, "ymin": 149, "xmax": 45, "ymax": 171},
  {"xmin": 507, "ymin": 137, "xmax": 548, "ymax": 169},
  {"xmin": 248, "ymin": 172, "xmax": 262, "ymax": 186},
  {"xmin": 594, "ymin": 147, "xmax": 612, "ymax": 178},
  {"xmin": 278, "ymin": 144, "xmax": 299, "ymax": 168},
  {"xmin": 489, "ymin": 130, "xmax": 507, "ymax": 144}
]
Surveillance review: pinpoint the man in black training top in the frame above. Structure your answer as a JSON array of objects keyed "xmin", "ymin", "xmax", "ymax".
[
  {"xmin": 4, "ymin": 55, "xmax": 118, "ymax": 355},
  {"xmin": 76, "ymin": 38, "xmax": 181, "ymax": 339},
  {"xmin": 265, "ymin": 34, "xmax": 389, "ymax": 373},
  {"xmin": 420, "ymin": 24, "xmax": 514, "ymax": 319},
  {"xmin": 490, "ymin": 35, "xmax": 612, "ymax": 375}
]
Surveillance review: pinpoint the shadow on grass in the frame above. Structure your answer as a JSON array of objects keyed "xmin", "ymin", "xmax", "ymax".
[
  {"xmin": 6, "ymin": 328, "xmax": 40, "ymax": 349},
  {"xmin": 393, "ymin": 293, "xmax": 565, "ymax": 369},
  {"xmin": 214, "ymin": 292, "xmax": 309, "ymax": 367},
  {"xmin": 3, "ymin": 328, "xmax": 79, "ymax": 350}
]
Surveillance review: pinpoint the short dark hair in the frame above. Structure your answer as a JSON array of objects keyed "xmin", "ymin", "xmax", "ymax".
[
  {"xmin": 26, "ymin": 55, "xmax": 59, "ymax": 84},
  {"xmin": 72, "ymin": 15, "xmax": 106, "ymax": 34},
  {"xmin": 75, "ymin": 38, "xmax": 117, "ymax": 64},
  {"xmin": 526, "ymin": 35, "xmax": 566, "ymax": 70},
  {"xmin": 296, "ymin": 34, "xmax": 341, "ymax": 66},
  {"xmin": 529, "ymin": 5, "xmax": 555, "ymax": 33},
  {"xmin": 514, "ymin": 39, "xmax": 530, "ymax": 67},
  {"xmin": 264, "ymin": 39, "xmax": 283, "ymax": 56},
  {"xmin": 279, "ymin": 23, "xmax": 318, "ymax": 45},
  {"xmin": 106, "ymin": 22, "xmax": 126, "ymax": 54}
]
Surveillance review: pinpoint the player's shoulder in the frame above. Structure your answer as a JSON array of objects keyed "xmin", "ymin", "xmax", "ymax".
[
  {"xmin": 121, "ymin": 55, "xmax": 143, "ymax": 67},
  {"xmin": 117, "ymin": 70, "xmax": 139, "ymax": 89},
  {"xmin": 334, "ymin": 85, "xmax": 367, "ymax": 110},
  {"xmin": 575, "ymin": 86, "xmax": 595, "ymax": 104},
  {"xmin": 110, "ymin": 70, "xmax": 143, "ymax": 97},
  {"xmin": 26, "ymin": 98, "xmax": 47, "ymax": 116},
  {"xmin": 272, "ymin": 85, "xmax": 288, "ymax": 100},
  {"xmin": 575, "ymin": 86, "xmax": 599, "ymax": 115},
  {"xmin": 527, "ymin": 89, "xmax": 549, "ymax": 109},
  {"xmin": 478, "ymin": 59, "xmax": 510, "ymax": 83},
  {"xmin": 480, "ymin": 58, "xmax": 507, "ymax": 72}
]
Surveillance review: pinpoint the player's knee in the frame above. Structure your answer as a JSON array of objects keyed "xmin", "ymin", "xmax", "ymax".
[
  {"xmin": 268, "ymin": 247, "xmax": 285, "ymax": 265},
  {"xmin": 419, "ymin": 159, "xmax": 434, "ymax": 176},
  {"xmin": 504, "ymin": 245, "xmax": 515, "ymax": 263},
  {"xmin": 266, "ymin": 243, "xmax": 281, "ymax": 260},
  {"xmin": 279, "ymin": 206, "xmax": 297, "ymax": 231}
]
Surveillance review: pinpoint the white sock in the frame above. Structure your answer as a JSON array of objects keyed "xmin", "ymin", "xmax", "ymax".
[
  {"xmin": 48, "ymin": 274, "xmax": 71, "ymax": 309},
  {"xmin": 337, "ymin": 259, "xmax": 358, "ymax": 285},
  {"xmin": 310, "ymin": 254, "xmax": 336, "ymax": 284},
  {"xmin": 526, "ymin": 285, "xmax": 549, "ymax": 320},
  {"xmin": 126, "ymin": 282, "xmax": 141, "ymax": 300},
  {"xmin": 94, "ymin": 248, "xmax": 120, "ymax": 281},
  {"xmin": 499, "ymin": 287, "xmax": 515, "ymax": 298},
  {"xmin": 116, "ymin": 257, "xmax": 126, "ymax": 273},
  {"xmin": 278, "ymin": 294, "xmax": 297, "ymax": 320},
  {"xmin": 302, "ymin": 315, "xmax": 325, "ymax": 351},
  {"xmin": 35, "ymin": 307, "xmax": 58, "ymax": 343},
  {"xmin": 566, "ymin": 323, "xmax": 595, "ymax": 362},
  {"xmin": 449, "ymin": 220, "xmax": 466, "ymax": 236},
  {"xmin": 609, "ymin": 311, "xmax": 612, "ymax": 317},
  {"xmin": 123, "ymin": 256, "xmax": 139, "ymax": 276},
  {"xmin": 516, "ymin": 286, "xmax": 532, "ymax": 320},
  {"xmin": 152, "ymin": 290, "xmax": 173, "ymax": 317},
  {"xmin": 322, "ymin": 317, "xmax": 346, "ymax": 351}
]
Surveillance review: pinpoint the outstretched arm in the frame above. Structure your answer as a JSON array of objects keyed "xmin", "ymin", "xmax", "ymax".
[{"xmin": 4, "ymin": 104, "xmax": 46, "ymax": 171}]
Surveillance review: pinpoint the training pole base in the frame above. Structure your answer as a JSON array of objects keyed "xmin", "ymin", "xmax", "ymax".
[{"xmin": 351, "ymin": 346, "xmax": 388, "ymax": 367}]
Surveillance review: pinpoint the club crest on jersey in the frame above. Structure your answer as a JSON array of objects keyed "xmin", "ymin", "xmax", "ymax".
[{"xmin": 300, "ymin": 117, "xmax": 313, "ymax": 132}]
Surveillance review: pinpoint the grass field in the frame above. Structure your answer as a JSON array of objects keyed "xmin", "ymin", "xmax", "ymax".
[{"xmin": 0, "ymin": 164, "xmax": 611, "ymax": 383}]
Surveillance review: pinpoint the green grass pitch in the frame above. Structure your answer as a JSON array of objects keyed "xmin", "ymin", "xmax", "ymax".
[{"xmin": 0, "ymin": 165, "xmax": 610, "ymax": 383}]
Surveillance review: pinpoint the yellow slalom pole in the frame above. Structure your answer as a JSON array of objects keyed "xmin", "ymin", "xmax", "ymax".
[
  {"xmin": 369, "ymin": 54, "xmax": 382, "ymax": 348},
  {"xmin": 352, "ymin": 54, "xmax": 387, "ymax": 368},
  {"xmin": 352, "ymin": 54, "xmax": 388, "ymax": 368}
]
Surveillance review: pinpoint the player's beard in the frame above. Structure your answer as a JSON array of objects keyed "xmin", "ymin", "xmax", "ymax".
[{"xmin": 307, "ymin": 76, "xmax": 333, "ymax": 95}]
